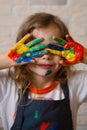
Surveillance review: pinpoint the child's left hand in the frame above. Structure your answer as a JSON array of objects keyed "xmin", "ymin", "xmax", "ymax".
[{"xmin": 47, "ymin": 35, "xmax": 84, "ymax": 65}]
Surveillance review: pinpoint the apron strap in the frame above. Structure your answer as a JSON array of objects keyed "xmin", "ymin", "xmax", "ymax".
[
  {"xmin": 11, "ymin": 89, "xmax": 29, "ymax": 130},
  {"xmin": 61, "ymin": 81, "xmax": 69, "ymax": 99}
]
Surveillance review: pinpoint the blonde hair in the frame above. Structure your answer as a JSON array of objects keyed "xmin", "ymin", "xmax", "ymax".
[{"xmin": 12, "ymin": 12, "xmax": 71, "ymax": 88}]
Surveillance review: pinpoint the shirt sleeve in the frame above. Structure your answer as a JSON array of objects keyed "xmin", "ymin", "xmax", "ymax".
[
  {"xmin": 0, "ymin": 68, "xmax": 13, "ymax": 102},
  {"xmin": 68, "ymin": 70, "xmax": 87, "ymax": 105}
]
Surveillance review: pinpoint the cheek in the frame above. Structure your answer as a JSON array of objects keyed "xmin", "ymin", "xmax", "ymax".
[
  {"xmin": 54, "ymin": 55, "xmax": 61, "ymax": 63},
  {"xmin": 54, "ymin": 56, "xmax": 62, "ymax": 70},
  {"xmin": 25, "ymin": 63, "xmax": 35, "ymax": 71},
  {"xmin": 56, "ymin": 64, "xmax": 61, "ymax": 71}
]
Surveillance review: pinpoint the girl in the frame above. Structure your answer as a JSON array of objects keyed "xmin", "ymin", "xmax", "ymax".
[{"xmin": 0, "ymin": 12, "xmax": 87, "ymax": 130}]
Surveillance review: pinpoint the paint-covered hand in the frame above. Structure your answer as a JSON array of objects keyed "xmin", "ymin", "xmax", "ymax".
[
  {"xmin": 8, "ymin": 34, "xmax": 47, "ymax": 63},
  {"xmin": 47, "ymin": 35, "xmax": 84, "ymax": 65}
]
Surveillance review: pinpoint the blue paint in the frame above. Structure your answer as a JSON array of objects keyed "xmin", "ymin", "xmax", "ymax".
[
  {"xmin": 45, "ymin": 70, "xmax": 52, "ymax": 76},
  {"xmin": 48, "ymin": 43, "xmax": 64, "ymax": 51},
  {"xmin": 31, "ymin": 50, "xmax": 47, "ymax": 57},
  {"xmin": 16, "ymin": 56, "xmax": 34, "ymax": 63},
  {"xmin": 23, "ymin": 56, "xmax": 34, "ymax": 62},
  {"xmin": 16, "ymin": 57, "xmax": 23, "ymax": 63}
]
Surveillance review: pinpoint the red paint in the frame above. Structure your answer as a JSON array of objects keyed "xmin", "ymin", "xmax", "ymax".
[
  {"xmin": 40, "ymin": 121, "xmax": 50, "ymax": 130},
  {"xmin": 8, "ymin": 49, "xmax": 21, "ymax": 61},
  {"xmin": 63, "ymin": 35, "xmax": 84, "ymax": 65}
]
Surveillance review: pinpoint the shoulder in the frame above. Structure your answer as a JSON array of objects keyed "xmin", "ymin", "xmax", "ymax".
[
  {"xmin": 0, "ymin": 67, "xmax": 14, "ymax": 83},
  {"xmin": 68, "ymin": 69, "xmax": 87, "ymax": 85},
  {"xmin": 68, "ymin": 69, "xmax": 87, "ymax": 105},
  {"xmin": 0, "ymin": 68, "xmax": 14, "ymax": 91},
  {"xmin": 0, "ymin": 68, "xmax": 18, "ymax": 104},
  {"xmin": 0, "ymin": 67, "xmax": 14, "ymax": 78}
]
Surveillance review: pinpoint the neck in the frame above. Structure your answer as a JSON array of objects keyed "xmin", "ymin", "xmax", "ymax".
[{"xmin": 29, "ymin": 73, "xmax": 56, "ymax": 88}]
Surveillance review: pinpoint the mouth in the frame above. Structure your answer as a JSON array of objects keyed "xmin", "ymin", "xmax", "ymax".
[{"xmin": 37, "ymin": 64, "xmax": 54, "ymax": 69}]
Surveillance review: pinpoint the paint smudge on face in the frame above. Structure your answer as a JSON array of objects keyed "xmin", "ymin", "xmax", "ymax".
[{"xmin": 45, "ymin": 70, "xmax": 52, "ymax": 76}]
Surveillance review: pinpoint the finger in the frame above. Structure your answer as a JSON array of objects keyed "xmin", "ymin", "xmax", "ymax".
[
  {"xmin": 64, "ymin": 35, "xmax": 75, "ymax": 49},
  {"xmin": 50, "ymin": 36, "xmax": 66, "ymax": 45},
  {"xmin": 48, "ymin": 43, "xmax": 64, "ymax": 51},
  {"xmin": 23, "ymin": 56, "xmax": 35, "ymax": 62},
  {"xmin": 26, "ymin": 38, "xmax": 43, "ymax": 48},
  {"xmin": 18, "ymin": 49, "xmax": 47, "ymax": 59},
  {"xmin": 19, "ymin": 59, "xmax": 36, "ymax": 64},
  {"xmin": 59, "ymin": 59, "xmax": 74, "ymax": 66},
  {"xmin": 19, "ymin": 34, "xmax": 32, "ymax": 43},
  {"xmin": 47, "ymin": 48, "xmax": 62, "ymax": 56},
  {"xmin": 15, "ymin": 51, "xmax": 31, "ymax": 63},
  {"xmin": 63, "ymin": 59, "xmax": 76, "ymax": 65},
  {"xmin": 16, "ymin": 55, "xmax": 35, "ymax": 63},
  {"xmin": 29, "ymin": 43, "xmax": 47, "ymax": 52},
  {"xmin": 16, "ymin": 56, "xmax": 23, "ymax": 63},
  {"xmin": 16, "ymin": 49, "xmax": 47, "ymax": 63},
  {"xmin": 66, "ymin": 35, "xmax": 74, "ymax": 42},
  {"xmin": 13, "ymin": 34, "xmax": 32, "ymax": 51},
  {"xmin": 31, "ymin": 49, "xmax": 47, "ymax": 57}
]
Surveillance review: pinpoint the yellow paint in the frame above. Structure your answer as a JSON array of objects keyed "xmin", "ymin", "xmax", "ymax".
[
  {"xmin": 47, "ymin": 48, "xmax": 61, "ymax": 56},
  {"xmin": 47, "ymin": 48, "xmax": 76, "ymax": 62},
  {"xmin": 26, "ymin": 53, "xmax": 31, "ymax": 57},
  {"xmin": 12, "ymin": 34, "xmax": 32, "ymax": 54},
  {"xmin": 15, "ymin": 44, "xmax": 29, "ymax": 54}
]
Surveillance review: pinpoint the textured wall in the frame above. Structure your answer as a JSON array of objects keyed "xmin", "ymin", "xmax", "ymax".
[{"xmin": 0, "ymin": 0, "xmax": 87, "ymax": 130}]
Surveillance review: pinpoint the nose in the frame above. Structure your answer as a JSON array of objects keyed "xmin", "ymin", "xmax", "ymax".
[{"xmin": 41, "ymin": 53, "xmax": 51, "ymax": 60}]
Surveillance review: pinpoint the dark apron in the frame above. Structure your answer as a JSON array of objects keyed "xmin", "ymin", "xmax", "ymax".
[{"xmin": 11, "ymin": 82, "xmax": 73, "ymax": 130}]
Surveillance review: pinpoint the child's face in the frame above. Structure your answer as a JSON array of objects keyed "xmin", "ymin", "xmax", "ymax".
[{"xmin": 26, "ymin": 23, "xmax": 62, "ymax": 77}]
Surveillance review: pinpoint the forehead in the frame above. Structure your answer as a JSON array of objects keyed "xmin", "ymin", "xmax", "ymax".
[{"xmin": 32, "ymin": 24, "xmax": 61, "ymax": 40}]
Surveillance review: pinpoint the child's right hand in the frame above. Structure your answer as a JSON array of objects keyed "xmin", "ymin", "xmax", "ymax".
[{"xmin": 8, "ymin": 34, "xmax": 47, "ymax": 64}]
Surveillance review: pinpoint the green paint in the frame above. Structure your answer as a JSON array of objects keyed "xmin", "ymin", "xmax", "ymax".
[
  {"xmin": 26, "ymin": 38, "xmax": 42, "ymax": 48},
  {"xmin": 32, "ymin": 49, "xmax": 47, "ymax": 57},
  {"xmin": 29, "ymin": 43, "xmax": 46, "ymax": 52},
  {"xmin": 69, "ymin": 48, "xmax": 75, "ymax": 54},
  {"xmin": 34, "ymin": 110, "xmax": 39, "ymax": 119},
  {"xmin": 50, "ymin": 36, "xmax": 66, "ymax": 45}
]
